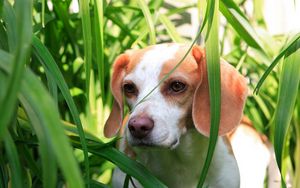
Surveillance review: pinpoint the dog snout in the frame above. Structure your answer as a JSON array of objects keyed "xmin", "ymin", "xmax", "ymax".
[{"xmin": 128, "ymin": 116, "xmax": 154, "ymax": 139}]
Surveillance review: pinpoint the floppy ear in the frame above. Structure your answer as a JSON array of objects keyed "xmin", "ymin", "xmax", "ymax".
[
  {"xmin": 104, "ymin": 54, "xmax": 130, "ymax": 138},
  {"xmin": 192, "ymin": 45, "xmax": 248, "ymax": 137}
]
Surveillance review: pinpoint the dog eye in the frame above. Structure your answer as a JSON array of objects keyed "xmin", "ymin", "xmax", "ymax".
[
  {"xmin": 169, "ymin": 81, "xmax": 186, "ymax": 93},
  {"xmin": 123, "ymin": 83, "xmax": 137, "ymax": 94}
]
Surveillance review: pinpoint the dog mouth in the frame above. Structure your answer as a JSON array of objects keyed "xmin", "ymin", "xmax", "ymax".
[{"xmin": 129, "ymin": 137, "xmax": 179, "ymax": 150}]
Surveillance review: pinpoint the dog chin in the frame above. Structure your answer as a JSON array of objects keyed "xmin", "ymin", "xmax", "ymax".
[{"xmin": 128, "ymin": 138, "xmax": 179, "ymax": 150}]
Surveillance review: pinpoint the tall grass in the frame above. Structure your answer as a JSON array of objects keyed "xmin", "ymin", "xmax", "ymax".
[{"xmin": 0, "ymin": 0, "xmax": 299, "ymax": 187}]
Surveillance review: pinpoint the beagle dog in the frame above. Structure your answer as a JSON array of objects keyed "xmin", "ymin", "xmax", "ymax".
[{"xmin": 104, "ymin": 43, "xmax": 280, "ymax": 188}]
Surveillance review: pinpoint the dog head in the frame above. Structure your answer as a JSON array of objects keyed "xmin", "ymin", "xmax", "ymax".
[{"xmin": 104, "ymin": 43, "xmax": 247, "ymax": 149}]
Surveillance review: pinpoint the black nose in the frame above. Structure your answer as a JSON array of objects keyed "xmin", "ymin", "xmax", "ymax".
[{"xmin": 128, "ymin": 116, "xmax": 154, "ymax": 139}]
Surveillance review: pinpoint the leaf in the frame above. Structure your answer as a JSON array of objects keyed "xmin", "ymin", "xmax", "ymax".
[
  {"xmin": 71, "ymin": 138, "xmax": 167, "ymax": 188},
  {"xmin": 158, "ymin": 14, "xmax": 184, "ymax": 43},
  {"xmin": 0, "ymin": 50, "xmax": 85, "ymax": 188},
  {"xmin": 197, "ymin": 0, "xmax": 221, "ymax": 187},
  {"xmin": 3, "ymin": 131, "xmax": 23, "ymax": 188},
  {"xmin": 2, "ymin": 1, "xmax": 16, "ymax": 52},
  {"xmin": 0, "ymin": 0, "xmax": 32, "ymax": 138},
  {"xmin": 0, "ymin": 152, "xmax": 9, "ymax": 188},
  {"xmin": 94, "ymin": 0, "xmax": 106, "ymax": 105},
  {"xmin": 31, "ymin": 36, "xmax": 90, "ymax": 186},
  {"xmin": 220, "ymin": 0, "xmax": 265, "ymax": 52},
  {"xmin": 79, "ymin": 0, "xmax": 93, "ymax": 118},
  {"xmin": 137, "ymin": 0, "xmax": 156, "ymax": 44},
  {"xmin": 273, "ymin": 39, "xmax": 300, "ymax": 187},
  {"xmin": 20, "ymin": 95, "xmax": 57, "ymax": 188},
  {"xmin": 254, "ymin": 33, "xmax": 300, "ymax": 93}
]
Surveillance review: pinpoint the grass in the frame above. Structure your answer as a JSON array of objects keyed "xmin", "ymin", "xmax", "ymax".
[{"xmin": 0, "ymin": 0, "xmax": 299, "ymax": 187}]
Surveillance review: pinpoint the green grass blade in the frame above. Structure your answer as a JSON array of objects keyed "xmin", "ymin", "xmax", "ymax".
[
  {"xmin": 0, "ymin": 0, "xmax": 32, "ymax": 137},
  {"xmin": 137, "ymin": 0, "xmax": 156, "ymax": 44},
  {"xmin": 0, "ymin": 50, "xmax": 84, "ymax": 188},
  {"xmin": 41, "ymin": 0, "xmax": 45, "ymax": 27},
  {"xmin": 2, "ymin": 1, "xmax": 16, "ymax": 52},
  {"xmin": 94, "ymin": 0, "xmax": 106, "ymax": 105},
  {"xmin": 295, "ymin": 117, "xmax": 300, "ymax": 188},
  {"xmin": 44, "ymin": 68, "xmax": 58, "ymax": 105},
  {"xmin": 79, "ymin": 0, "xmax": 93, "ymax": 110},
  {"xmin": 19, "ymin": 71, "xmax": 85, "ymax": 188},
  {"xmin": 20, "ymin": 97, "xmax": 57, "ymax": 188},
  {"xmin": 158, "ymin": 14, "xmax": 184, "ymax": 43},
  {"xmin": 51, "ymin": 1, "xmax": 79, "ymax": 56},
  {"xmin": 220, "ymin": 0, "xmax": 265, "ymax": 52},
  {"xmin": 31, "ymin": 36, "xmax": 90, "ymax": 184},
  {"xmin": 3, "ymin": 130, "xmax": 23, "ymax": 188},
  {"xmin": 71, "ymin": 139, "xmax": 167, "ymax": 188},
  {"xmin": 197, "ymin": 0, "xmax": 221, "ymax": 187},
  {"xmin": 220, "ymin": 0, "xmax": 246, "ymax": 19},
  {"xmin": 0, "ymin": 22, "xmax": 9, "ymax": 51},
  {"xmin": 204, "ymin": 0, "xmax": 216, "ymax": 40},
  {"xmin": 0, "ymin": 151, "xmax": 9, "ymax": 188},
  {"xmin": 99, "ymin": 148, "xmax": 167, "ymax": 188},
  {"xmin": 273, "ymin": 39, "xmax": 300, "ymax": 187},
  {"xmin": 254, "ymin": 33, "xmax": 300, "ymax": 94}
]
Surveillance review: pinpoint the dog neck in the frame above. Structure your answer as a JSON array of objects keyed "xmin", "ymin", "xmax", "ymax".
[{"xmin": 131, "ymin": 129, "xmax": 240, "ymax": 188}]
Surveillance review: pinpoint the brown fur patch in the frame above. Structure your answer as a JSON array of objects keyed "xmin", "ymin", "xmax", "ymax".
[{"xmin": 125, "ymin": 46, "xmax": 155, "ymax": 73}]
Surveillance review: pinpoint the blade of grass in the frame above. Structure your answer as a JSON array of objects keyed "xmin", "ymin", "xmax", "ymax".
[
  {"xmin": 158, "ymin": 14, "xmax": 184, "ymax": 43},
  {"xmin": 0, "ymin": 0, "xmax": 32, "ymax": 138},
  {"xmin": 273, "ymin": 39, "xmax": 300, "ymax": 188},
  {"xmin": 254, "ymin": 33, "xmax": 300, "ymax": 94},
  {"xmin": 0, "ymin": 152, "xmax": 9, "ymax": 188},
  {"xmin": 165, "ymin": 4, "xmax": 197, "ymax": 16},
  {"xmin": 0, "ymin": 22, "xmax": 9, "ymax": 51},
  {"xmin": 79, "ymin": 0, "xmax": 93, "ymax": 114},
  {"xmin": 204, "ymin": 0, "xmax": 216, "ymax": 41},
  {"xmin": 220, "ymin": 0, "xmax": 246, "ymax": 19},
  {"xmin": 71, "ymin": 140, "xmax": 167, "ymax": 188},
  {"xmin": 197, "ymin": 0, "xmax": 221, "ymax": 187},
  {"xmin": 94, "ymin": 0, "xmax": 106, "ymax": 105},
  {"xmin": 137, "ymin": 0, "xmax": 156, "ymax": 44},
  {"xmin": 220, "ymin": 0, "xmax": 265, "ymax": 52},
  {"xmin": 20, "ymin": 96, "xmax": 57, "ymax": 188},
  {"xmin": 51, "ymin": 1, "xmax": 79, "ymax": 56},
  {"xmin": 3, "ymin": 130, "xmax": 23, "ymax": 188},
  {"xmin": 44, "ymin": 68, "xmax": 58, "ymax": 106},
  {"xmin": 41, "ymin": 0, "xmax": 45, "ymax": 27},
  {"xmin": 31, "ymin": 36, "xmax": 90, "ymax": 186},
  {"xmin": 0, "ymin": 50, "xmax": 84, "ymax": 188},
  {"xmin": 18, "ymin": 146, "xmax": 42, "ymax": 182},
  {"xmin": 295, "ymin": 114, "xmax": 300, "ymax": 188},
  {"xmin": 2, "ymin": 1, "xmax": 16, "ymax": 52}
]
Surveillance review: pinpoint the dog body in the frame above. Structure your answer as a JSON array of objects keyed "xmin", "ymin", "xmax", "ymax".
[
  {"xmin": 105, "ymin": 43, "xmax": 278, "ymax": 187},
  {"xmin": 132, "ymin": 131, "xmax": 239, "ymax": 188}
]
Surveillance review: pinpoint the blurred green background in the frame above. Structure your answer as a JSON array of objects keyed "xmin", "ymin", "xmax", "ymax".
[{"xmin": 0, "ymin": 0, "xmax": 299, "ymax": 187}]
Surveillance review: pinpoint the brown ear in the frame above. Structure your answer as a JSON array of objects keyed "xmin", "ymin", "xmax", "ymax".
[
  {"xmin": 104, "ymin": 54, "xmax": 129, "ymax": 138},
  {"xmin": 192, "ymin": 46, "xmax": 248, "ymax": 137}
]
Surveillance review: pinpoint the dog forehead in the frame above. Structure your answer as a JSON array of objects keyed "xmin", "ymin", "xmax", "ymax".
[{"xmin": 124, "ymin": 43, "xmax": 181, "ymax": 82}]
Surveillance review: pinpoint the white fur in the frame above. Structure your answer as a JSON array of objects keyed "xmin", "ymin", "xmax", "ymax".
[{"xmin": 230, "ymin": 125, "xmax": 281, "ymax": 188}]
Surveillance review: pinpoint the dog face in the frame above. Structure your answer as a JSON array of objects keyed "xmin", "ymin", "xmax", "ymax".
[{"xmin": 104, "ymin": 43, "xmax": 248, "ymax": 149}]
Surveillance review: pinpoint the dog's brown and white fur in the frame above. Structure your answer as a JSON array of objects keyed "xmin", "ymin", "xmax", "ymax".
[{"xmin": 104, "ymin": 43, "xmax": 280, "ymax": 188}]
